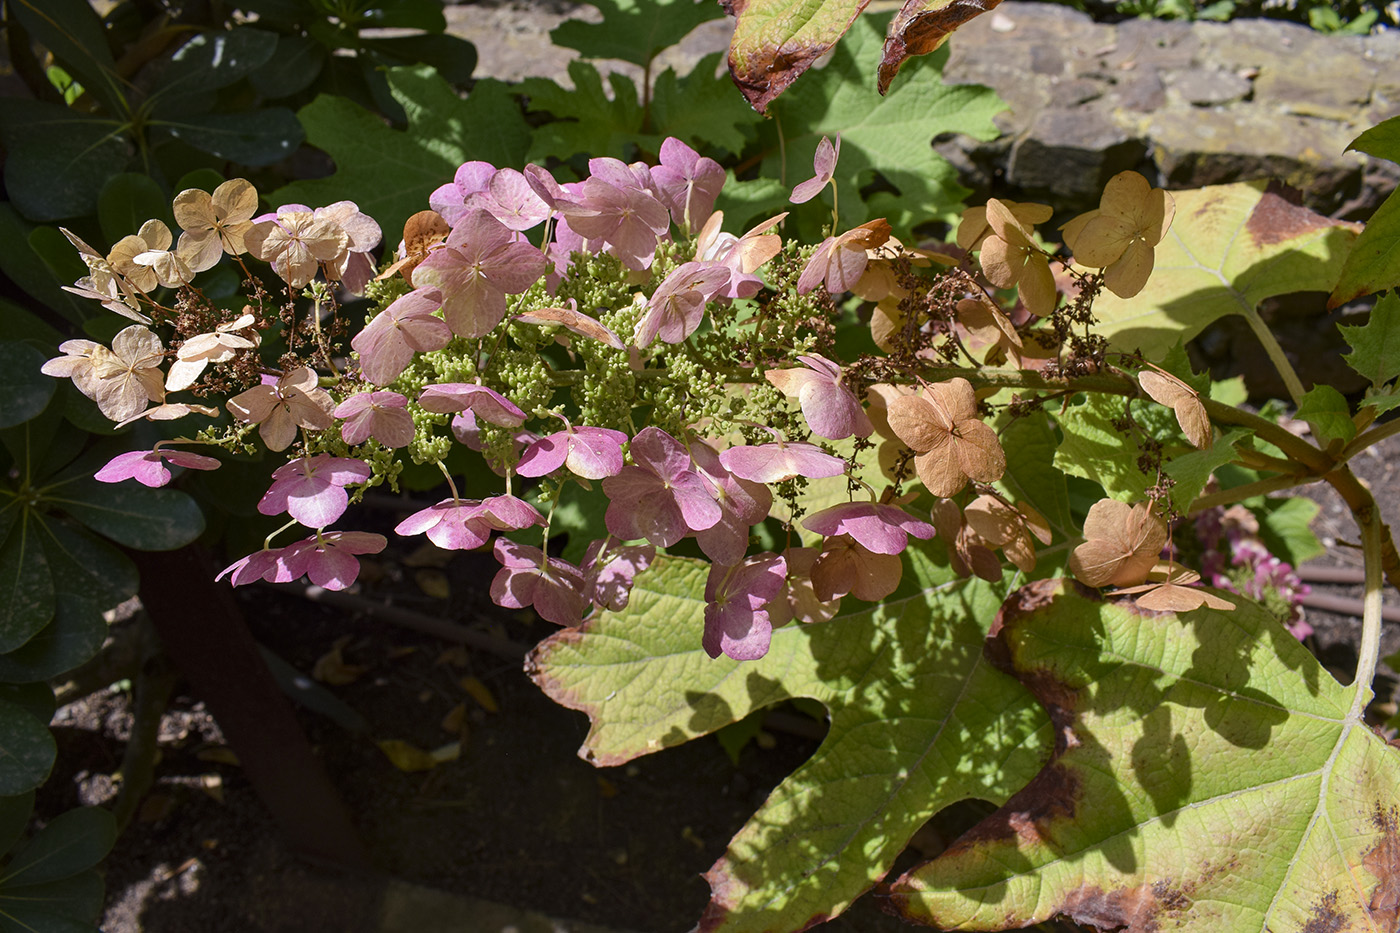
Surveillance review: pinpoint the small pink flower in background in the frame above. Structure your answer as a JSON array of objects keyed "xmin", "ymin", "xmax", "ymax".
[
  {"xmin": 352, "ymin": 286, "xmax": 451, "ymax": 386},
  {"xmin": 334, "ymin": 391, "xmax": 414, "ymax": 447},
  {"xmin": 633, "ymin": 261, "xmax": 731, "ymax": 348},
  {"xmin": 413, "ymin": 209, "xmax": 550, "ymax": 338},
  {"xmin": 95, "ymin": 448, "xmax": 221, "ymax": 487},
  {"xmin": 602, "ymin": 427, "xmax": 722, "ymax": 548},
  {"xmin": 429, "ymin": 161, "xmax": 498, "ymax": 227},
  {"xmin": 703, "ymin": 553, "xmax": 788, "ymax": 661},
  {"xmin": 227, "ymin": 366, "xmax": 335, "ymax": 451},
  {"xmin": 790, "ymin": 135, "xmax": 840, "ymax": 204},
  {"xmin": 718, "ymin": 437, "xmax": 846, "ymax": 484},
  {"xmin": 516, "ymin": 421, "xmax": 627, "ymax": 480},
  {"xmin": 651, "ymin": 138, "xmax": 725, "ymax": 233},
  {"xmin": 582, "ymin": 539, "xmax": 655, "ymax": 611},
  {"xmin": 803, "ymin": 501, "xmax": 934, "ymax": 556},
  {"xmin": 766, "ymin": 354, "xmax": 873, "ymax": 441},
  {"xmin": 217, "ymin": 546, "xmax": 302, "ymax": 587},
  {"xmin": 258, "ymin": 455, "xmax": 371, "ymax": 528},
  {"xmin": 491, "ymin": 538, "xmax": 588, "ymax": 626},
  {"xmin": 418, "ymin": 383, "xmax": 527, "ymax": 426},
  {"xmin": 282, "ymin": 531, "xmax": 386, "ymax": 591}
]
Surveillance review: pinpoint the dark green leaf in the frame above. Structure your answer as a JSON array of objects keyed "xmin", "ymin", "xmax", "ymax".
[
  {"xmin": 1328, "ymin": 189, "xmax": 1400, "ymax": 308},
  {"xmin": 363, "ymin": 34, "xmax": 478, "ymax": 87},
  {"xmin": 0, "ymin": 344, "xmax": 55, "ymax": 430},
  {"xmin": 0, "ymin": 686, "xmax": 55, "ymax": 727},
  {"xmin": 550, "ymin": 0, "xmax": 724, "ymax": 69},
  {"xmin": 159, "ymin": 108, "xmax": 304, "ymax": 166},
  {"xmin": 997, "ymin": 410, "xmax": 1072, "ymax": 538},
  {"xmin": 0, "ymin": 102, "xmax": 131, "ymax": 222},
  {"xmin": 0, "ymin": 700, "xmax": 55, "ymax": 796},
  {"xmin": 0, "ymin": 808, "xmax": 116, "ymax": 887},
  {"xmin": 47, "ymin": 476, "xmax": 205, "ymax": 552},
  {"xmin": 97, "ymin": 173, "xmax": 169, "ymax": 245},
  {"xmin": 1295, "ymin": 383, "xmax": 1356, "ymax": 446},
  {"xmin": 0, "ymin": 517, "xmax": 53, "ymax": 654},
  {"xmin": 0, "ymin": 301, "xmax": 62, "ymax": 347},
  {"xmin": 273, "ymin": 67, "xmax": 530, "ymax": 239},
  {"xmin": 522, "ymin": 62, "xmax": 645, "ymax": 163},
  {"xmin": 37, "ymin": 521, "xmax": 139, "ymax": 615},
  {"xmin": 1162, "ymin": 427, "xmax": 1249, "ymax": 512},
  {"xmin": 174, "ymin": 168, "xmax": 228, "ymax": 194},
  {"xmin": 363, "ymin": 0, "xmax": 447, "ymax": 32},
  {"xmin": 0, "ymin": 871, "xmax": 105, "ymax": 927},
  {"xmin": 152, "ymin": 28, "xmax": 279, "ymax": 113},
  {"xmin": 1339, "ymin": 291, "xmax": 1400, "ymax": 388},
  {"xmin": 0, "ymin": 794, "xmax": 36, "ymax": 856},
  {"xmin": 1347, "ymin": 114, "xmax": 1400, "ymax": 163},
  {"xmin": 0, "ymin": 608, "xmax": 105, "ymax": 684},
  {"xmin": 6, "ymin": 0, "xmax": 125, "ymax": 114},
  {"xmin": 650, "ymin": 54, "xmax": 762, "ymax": 158},
  {"xmin": 247, "ymin": 34, "xmax": 327, "ymax": 98}
]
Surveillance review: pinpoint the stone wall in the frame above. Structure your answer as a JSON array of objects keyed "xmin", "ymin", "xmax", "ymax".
[{"xmin": 939, "ymin": 3, "xmax": 1400, "ymax": 216}]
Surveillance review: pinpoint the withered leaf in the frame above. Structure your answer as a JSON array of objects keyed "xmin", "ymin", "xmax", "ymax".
[
  {"xmin": 722, "ymin": 0, "xmax": 874, "ymax": 112},
  {"xmin": 516, "ymin": 304, "xmax": 625, "ymax": 349},
  {"xmin": 878, "ymin": 0, "xmax": 1003, "ymax": 93}
]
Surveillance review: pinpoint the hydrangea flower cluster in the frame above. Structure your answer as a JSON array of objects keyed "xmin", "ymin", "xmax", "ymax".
[{"xmin": 42, "ymin": 136, "xmax": 1195, "ymax": 660}]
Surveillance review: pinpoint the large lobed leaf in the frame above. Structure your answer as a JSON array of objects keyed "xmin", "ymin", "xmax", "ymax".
[
  {"xmin": 273, "ymin": 66, "xmax": 531, "ymax": 239},
  {"xmin": 1091, "ymin": 181, "xmax": 1358, "ymax": 359},
  {"xmin": 527, "ymin": 556, "xmax": 1049, "ymax": 931},
  {"xmin": 889, "ymin": 578, "xmax": 1400, "ymax": 933},
  {"xmin": 551, "ymin": 0, "xmax": 725, "ymax": 69},
  {"xmin": 756, "ymin": 13, "xmax": 1004, "ymax": 236}
]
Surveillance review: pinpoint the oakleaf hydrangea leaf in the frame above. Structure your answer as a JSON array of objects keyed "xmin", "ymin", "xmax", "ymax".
[
  {"xmin": 1089, "ymin": 181, "xmax": 1358, "ymax": 360},
  {"xmin": 550, "ymin": 0, "xmax": 724, "ymax": 69},
  {"xmin": 763, "ymin": 14, "xmax": 1005, "ymax": 235},
  {"xmin": 1339, "ymin": 290, "xmax": 1400, "ymax": 389},
  {"xmin": 527, "ymin": 557, "xmax": 1048, "ymax": 931},
  {"xmin": 272, "ymin": 67, "xmax": 530, "ymax": 239},
  {"xmin": 889, "ymin": 579, "xmax": 1400, "ymax": 933}
]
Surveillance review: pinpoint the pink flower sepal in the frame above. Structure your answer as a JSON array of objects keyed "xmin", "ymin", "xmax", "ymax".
[
  {"xmin": 394, "ymin": 494, "xmax": 544, "ymax": 551},
  {"xmin": 95, "ymin": 448, "xmax": 221, "ymax": 488},
  {"xmin": 802, "ymin": 501, "xmax": 934, "ymax": 555},
  {"xmin": 282, "ymin": 531, "xmax": 386, "ymax": 590},
  {"xmin": 257, "ymin": 455, "xmax": 371, "ymax": 528},
  {"xmin": 516, "ymin": 423, "xmax": 627, "ymax": 480},
  {"xmin": 703, "ymin": 553, "xmax": 788, "ymax": 661},
  {"xmin": 334, "ymin": 391, "xmax": 413, "ymax": 448},
  {"xmin": 417, "ymin": 383, "xmax": 527, "ymax": 427},
  {"xmin": 490, "ymin": 538, "xmax": 588, "ymax": 627},
  {"xmin": 601, "ymin": 427, "xmax": 721, "ymax": 548},
  {"xmin": 217, "ymin": 546, "xmax": 302, "ymax": 587},
  {"xmin": 582, "ymin": 539, "xmax": 655, "ymax": 612},
  {"xmin": 765, "ymin": 354, "xmax": 873, "ymax": 441}
]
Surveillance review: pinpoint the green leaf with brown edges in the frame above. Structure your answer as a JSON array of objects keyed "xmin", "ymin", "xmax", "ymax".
[
  {"xmin": 1089, "ymin": 181, "xmax": 1358, "ymax": 360},
  {"xmin": 888, "ymin": 579, "xmax": 1400, "ymax": 933},
  {"xmin": 724, "ymin": 0, "xmax": 871, "ymax": 112},
  {"xmin": 527, "ymin": 557, "xmax": 1048, "ymax": 932},
  {"xmin": 877, "ymin": 0, "xmax": 1004, "ymax": 93}
]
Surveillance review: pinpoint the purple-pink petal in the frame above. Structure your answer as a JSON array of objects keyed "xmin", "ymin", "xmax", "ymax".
[
  {"xmin": 718, "ymin": 441, "xmax": 846, "ymax": 483},
  {"xmin": 418, "ymin": 383, "xmax": 527, "ymax": 426}
]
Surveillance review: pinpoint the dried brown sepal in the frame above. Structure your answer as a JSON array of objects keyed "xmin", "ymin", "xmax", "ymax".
[
  {"xmin": 978, "ymin": 199, "xmax": 1057, "ymax": 317},
  {"xmin": 1138, "ymin": 370, "xmax": 1212, "ymax": 449},
  {"xmin": 886, "ymin": 378, "xmax": 1006, "ymax": 498},
  {"xmin": 931, "ymin": 500, "xmax": 1003, "ymax": 581},
  {"xmin": 377, "ymin": 210, "xmax": 451, "ymax": 286},
  {"xmin": 957, "ymin": 296, "xmax": 1023, "ymax": 368},
  {"xmin": 1115, "ymin": 562, "xmax": 1236, "ymax": 612},
  {"xmin": 515, "ymin": 305, "xmax": 624, "ymax": 349},
  {"xmin": 1069, "ymin": 499, "xmax": 1168, "ymax": 589},
  {"xmin": 965, "ymin": 495, "xmax": 1052, "ymax": 573}
]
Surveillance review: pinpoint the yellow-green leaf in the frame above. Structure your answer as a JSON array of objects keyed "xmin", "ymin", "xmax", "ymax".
[
  {"xmin": 889, "ymin": 579, "xmax": 1400, "ymax": 933},
  {"xmin": 1090, "ymin": 181, "xmax": 1358, "ymax": 360}
]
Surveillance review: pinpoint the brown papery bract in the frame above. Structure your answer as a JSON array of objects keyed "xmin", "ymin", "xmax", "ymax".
[
  {"xmin": 1069, "ymin": 499, "xmax": 1168, "ymax": 589},
  {"xmin": 886, "ymin": 378, "xmax": 1005, "ymax": 498},
  {"xmin": 1138, "ymin": 370, "xmax": 1212, "ymax": 449}
]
